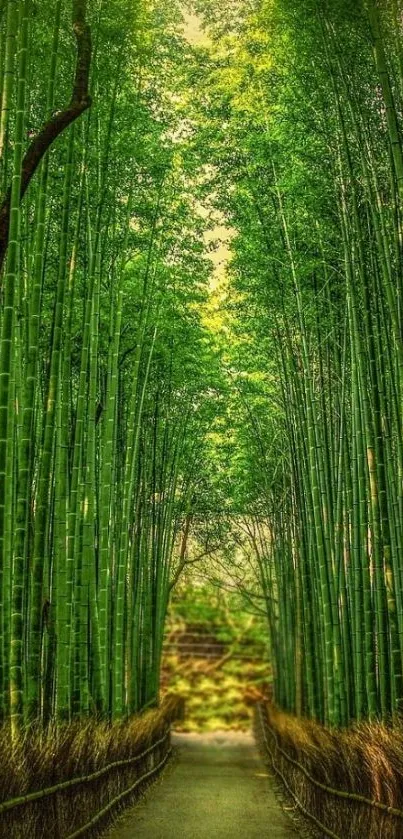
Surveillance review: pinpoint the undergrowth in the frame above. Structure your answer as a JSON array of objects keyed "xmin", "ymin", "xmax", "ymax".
[
  {"xmin": 257, "ymin": 703, "xmax": 403, "ymax": 839},
  {"xmin": 162, "ymin": 654, "xmax": 270, "ymax": 732},
  {"xmin": 0, "ymin": 694, "xmax": 183, "ymax": 838},
  {"xmin": 163, "ymin": 583, "xmax": 271, "ymax": 732}
]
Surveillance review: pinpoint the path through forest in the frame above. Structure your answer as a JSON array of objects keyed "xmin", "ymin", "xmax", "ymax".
[{"xmin": 106, "ymin": 731, "xmax": 298, "ymax": 838}]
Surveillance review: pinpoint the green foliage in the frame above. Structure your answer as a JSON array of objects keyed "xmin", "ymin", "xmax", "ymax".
[
  {"xmin": 0, "ymin": 0, "xmax": 221, "ymax": 734},
  {"xmin": 1, "ymin": 0, "xmax": 403, "ymax": 742},
  {"xmin": 187, "ymin": 0, "xmax": 403, "ymax": 726},
  {"xmin": 163, "ymin": 582, "xmax": 270, "ymax": 731}
]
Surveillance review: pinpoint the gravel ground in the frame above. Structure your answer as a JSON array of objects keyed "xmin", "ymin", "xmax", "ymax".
[{"xmin": 104, "ymin": 730, "xmax": 299, "ymax": 838}]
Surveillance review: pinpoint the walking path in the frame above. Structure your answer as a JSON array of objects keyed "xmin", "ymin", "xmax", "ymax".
[{"xmin": 106, "ymin": 730, "xmax": 298, "ymax": 838}]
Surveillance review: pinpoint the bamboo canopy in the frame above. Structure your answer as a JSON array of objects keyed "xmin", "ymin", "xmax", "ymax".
[{"xmin": 0, "ymin": 0, "xmax": 402, "ymax": 742}]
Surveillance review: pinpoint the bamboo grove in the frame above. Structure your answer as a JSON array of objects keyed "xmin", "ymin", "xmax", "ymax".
[
  {"xmin": 2, "ymin": 0, "xmax": 403, "ymax": 748},
  {"xmin": 192, "ymin": 0, "xmax": 403, "ymax": 727},
  {"xmin": 0, "ymin": 0, "xmax": 218, "ymax": 737}
]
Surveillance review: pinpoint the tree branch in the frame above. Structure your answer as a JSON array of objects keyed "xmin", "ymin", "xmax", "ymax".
[
  {"xmin": 169, "ymin": 542, "xmax": 223, "ymax": 592},
  {"xmin": 0, "ymin": 0, "xmax": 92, "ymax": 272}
]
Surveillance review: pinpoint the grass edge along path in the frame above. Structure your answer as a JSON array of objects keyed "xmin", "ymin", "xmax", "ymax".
[
  {"xmin": 255, "ymin": 703, "xmax": 403, "ymax": 839},
  {"xmin": 0, "ymin": 695, "xmax": 184, "ymax": 838}
]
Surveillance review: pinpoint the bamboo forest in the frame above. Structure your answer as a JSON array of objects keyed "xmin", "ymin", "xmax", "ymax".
[{"xmin": 1, "ymin": 0, "xmax": 403, "ymax": 837}]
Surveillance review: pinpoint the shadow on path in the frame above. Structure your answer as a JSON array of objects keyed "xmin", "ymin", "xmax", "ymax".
[{"xmin": 105, "ymin": 730, "xmax": 298, "ymax": 838}]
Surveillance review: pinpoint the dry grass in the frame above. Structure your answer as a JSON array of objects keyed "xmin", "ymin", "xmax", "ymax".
[
  {"xmin": 0, "ymin": 694, "xmax": 184, "ymax": 839},
  {"xmin": 255, "ymin": 703, "xmax": 403, "ymax": 839}
]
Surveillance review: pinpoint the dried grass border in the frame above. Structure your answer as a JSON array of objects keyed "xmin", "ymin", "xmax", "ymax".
[
  {"xmin": 254, "ymin": 702, "xmax": 403, "ymax": 839},
  {"xmin": 0, "ymin": 694, "xmax": 184, "ymax": 838}
]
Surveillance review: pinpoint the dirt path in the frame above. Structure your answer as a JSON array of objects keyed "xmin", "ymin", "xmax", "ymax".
[{"xmin": 105, "ymin": 730, "xmax": 298, "ymax": 838}]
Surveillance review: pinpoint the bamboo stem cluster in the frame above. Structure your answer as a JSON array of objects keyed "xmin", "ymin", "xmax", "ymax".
[
  {"xmin": 0, "ymin": 0, "xmax": 208, "ymax": 736},
  {"xmin": 216, "ymin": 0, "xmax": 403, "ymax": 726}
]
